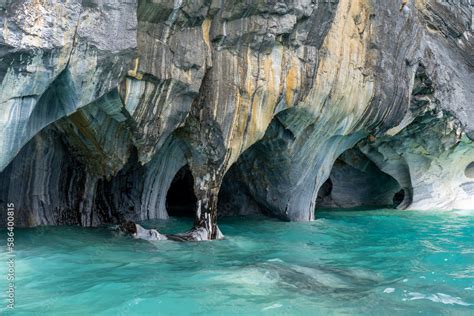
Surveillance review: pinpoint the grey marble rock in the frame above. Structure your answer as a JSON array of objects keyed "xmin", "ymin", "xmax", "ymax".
[
  {"xmin": 0, "ymin": 0, "xmax": 473, "ymax": 239},
  {"xmin": 316, "ymin": 148, "xmax": 402, "ymax": 210}
]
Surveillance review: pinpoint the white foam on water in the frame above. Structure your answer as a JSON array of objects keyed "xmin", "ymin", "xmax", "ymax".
[
  {"xmin": 288, "ymin": 264, "xmax": 350, "ymax": 289},
  {"xmin": 384, "ymin": 288, "xmax": 395, "ymax": 293},
  {"xmin": 345, "ymin": 268, "xmax": 382, "ymax": 282},
  {"xmin": 262, "ymin": 303, "xmax": 283, "ymax": 311},
  {"xmin": 407, "ymin": 292, "xmax": 472, "ymax": 306},
  {"xmin": 209, "ymin": 266, "xmax": 280, "ymax": 296}
]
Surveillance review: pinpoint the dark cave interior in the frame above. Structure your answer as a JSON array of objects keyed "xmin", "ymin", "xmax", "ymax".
[{"xmin": 166, "ymin": 165, "xmax": 197, "ymax": 218}]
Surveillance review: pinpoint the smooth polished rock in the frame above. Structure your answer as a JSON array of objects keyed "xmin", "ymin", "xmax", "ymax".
[
  {"xmin": 0, "ymin": 0, "xmax": 137, "ymax": 172},
  {"xmin": 0, "ymin": 0, "xmax": 473, "ymax": 237}
]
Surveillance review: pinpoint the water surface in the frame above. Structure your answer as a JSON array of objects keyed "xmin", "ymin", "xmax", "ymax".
[{"xmin": 1, "ymin": 209, "xmax": 473, "ymax": 315}]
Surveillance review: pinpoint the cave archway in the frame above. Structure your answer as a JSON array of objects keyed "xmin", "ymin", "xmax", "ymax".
[
  {"xmin": 316, "ymin": 148, "xmax": 403, "ymax": 209},
  {"xmin": 166, "ymin": 165, "xmax": 197, "ymax": 218}
]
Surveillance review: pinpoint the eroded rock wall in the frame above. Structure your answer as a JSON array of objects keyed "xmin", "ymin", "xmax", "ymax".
[
  {"xmin": 316, "ymin": 148, "xmax": 402, "ymax": 209},
  {"xmin": 0, "ymin": 0, "xmax": 137, "ymax": 171},
  {"xmin": 0, "ymin": 0, "xmax": 472, "ymax": 236}
]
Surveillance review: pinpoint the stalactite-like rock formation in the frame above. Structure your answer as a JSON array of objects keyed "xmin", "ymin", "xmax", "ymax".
[{"xmin": 0, "ymin": 0, "xmax": 473, "ymax": 239}]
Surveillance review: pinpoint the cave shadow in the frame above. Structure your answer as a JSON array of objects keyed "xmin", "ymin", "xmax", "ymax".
[
  {"xmin": 166, "ymin": 164, "xmax": 197, "ymax": 218},
  {"xmin": 316, "ymin": 148, "xmax": 406, "ymax": 211}
]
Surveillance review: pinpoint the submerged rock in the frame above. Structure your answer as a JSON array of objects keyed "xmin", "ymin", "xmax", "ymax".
[
  {"xmin": 119, "ymin": 220, "xmax": 223, "ymax": 242},
  {"xmin": 134, "ymin": 224, "xmax": 168, "ymax": 241},
  {"xmin": 0, "ymin": 0, "xmax": 472, "ymax": 238}
]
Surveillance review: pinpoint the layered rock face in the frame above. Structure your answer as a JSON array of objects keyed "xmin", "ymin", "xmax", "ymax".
[{"xmin": 0, "ymin": 0, "xmax": 472, "ymax": 238}]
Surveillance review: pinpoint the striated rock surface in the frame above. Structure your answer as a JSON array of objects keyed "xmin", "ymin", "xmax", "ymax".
[
  {"xmin": 0, "ymin": 0, "xmax": 473, "ymax": 238},
  {"xmin": 0, "ymin": 0, "xmax": 137, "ymax": 171},
  {"xmin": 315, "ymin": 148, "xmax": 403, "ymax": 210}
]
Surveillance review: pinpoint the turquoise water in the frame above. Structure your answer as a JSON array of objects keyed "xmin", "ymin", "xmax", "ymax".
[{"xmin": 1, "ymin": 209, "xmax": 473, "ymax": 315}]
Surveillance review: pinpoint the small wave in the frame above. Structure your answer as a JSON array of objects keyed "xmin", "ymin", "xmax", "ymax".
[
  {"xmin": 407, "ymin": 292, "xmax": 472, "ymax": 306},
  {"xmin": 262, "ymin": 303, "xmax": 283, "ymax": 311}
]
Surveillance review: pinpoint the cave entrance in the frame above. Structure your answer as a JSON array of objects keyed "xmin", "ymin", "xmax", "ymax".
[
  {"xmin": 316, "ymin": 148, "xmax": 403, "ymax": 209},
  {"xmin": 166, "ymin": 165, "xmax": 197, "ymax": 218},
  {"xmin": 316, "ymin": 178, "xmax": 333, "ymax": 206},
  {"xmin": 392, "ymin": 189, "xmax": 405, "ymax": 207}
]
